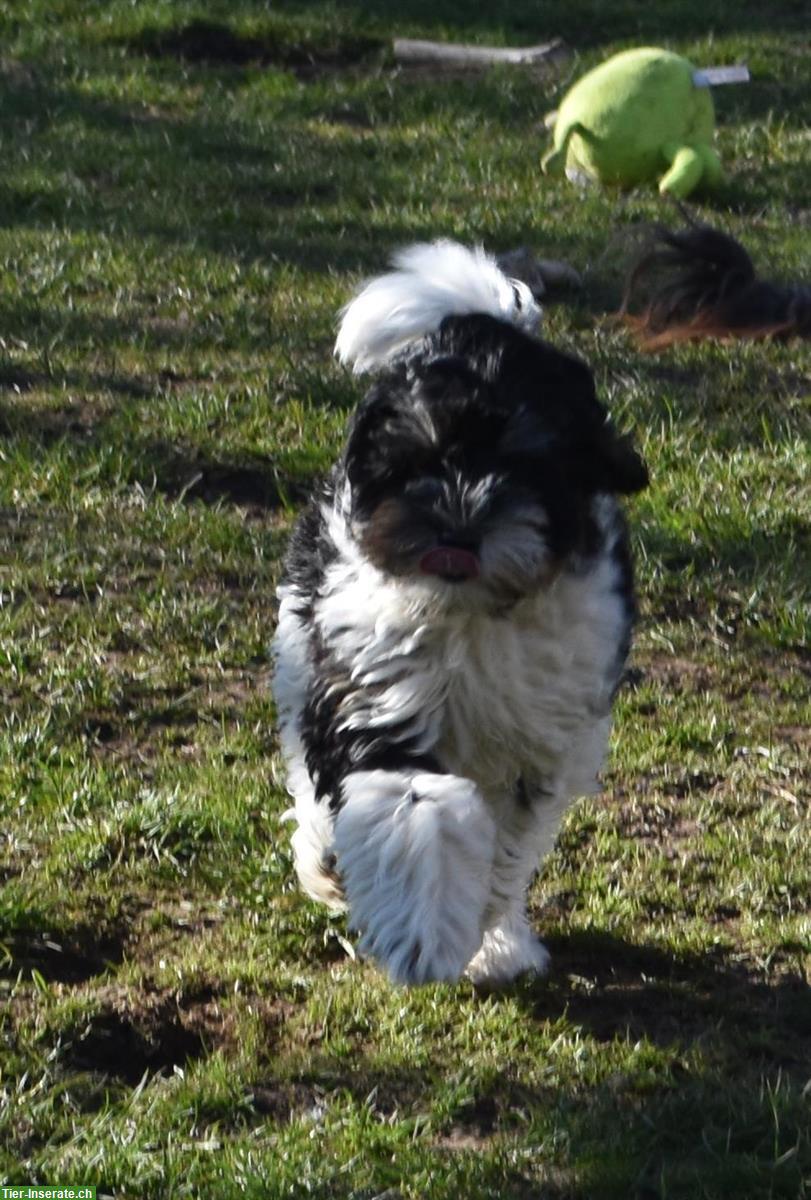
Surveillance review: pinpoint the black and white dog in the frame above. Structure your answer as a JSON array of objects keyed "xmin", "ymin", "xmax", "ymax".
[{"xmin": 272, "ymin": 242, "xmax": 647, "ymax": 987}]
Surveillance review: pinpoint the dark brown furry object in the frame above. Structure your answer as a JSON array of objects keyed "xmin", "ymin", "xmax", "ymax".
[{"xmin": 621, "ymin": 220, "xmax": 811, "ymax": 348}]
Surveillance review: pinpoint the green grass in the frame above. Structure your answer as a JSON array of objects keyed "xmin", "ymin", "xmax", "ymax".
[{"xmin": 0, "ymin": 2, "xmax": 809, "ymax": 1197}]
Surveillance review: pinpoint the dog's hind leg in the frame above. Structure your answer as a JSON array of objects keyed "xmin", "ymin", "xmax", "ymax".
[
  {"xmin": 465, "ymin": 779, "xmax": 570, "ymax": 987},
  {"xmin": 333, "ymin": 769, "xmax": 497, "ymax": 985},
  {"xmin": 465, "ymin": 910, "xmax": 551, "ymax": 988}
]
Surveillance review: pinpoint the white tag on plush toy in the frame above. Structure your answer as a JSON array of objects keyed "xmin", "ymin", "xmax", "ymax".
[{"xmin": 693, "ymin": 65, "xmax": 750, "ymax": 87}]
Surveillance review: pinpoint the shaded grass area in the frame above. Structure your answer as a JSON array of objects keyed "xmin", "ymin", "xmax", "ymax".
[{"xmin": 0, "ymin": 1, "xmax": 809, "ymax": 1197}]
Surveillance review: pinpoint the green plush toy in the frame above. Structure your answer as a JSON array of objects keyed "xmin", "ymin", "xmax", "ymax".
[{"xmin": 542, "ymin": 47, "xmax": 724, "ymax": 198}]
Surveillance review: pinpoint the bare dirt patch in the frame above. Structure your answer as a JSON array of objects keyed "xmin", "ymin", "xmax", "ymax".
[
  {"xmin": 772, "ymin": 724, "xmax": 811, "ymax": 746},
  {"xmin": 60, "ymin": 981, "xmax": 301, "ymax": 1089},
  {"xmin": 434, "ymin": 1093, "xmax": 501, "ymax": 1151},
  {"xmin": 3, "ymin": 924, "xmax": 127, "ymax": 985},
  {"xmin": 81, "ymin": 661, "xmax": 275, "ymax": 764},
  {"xmin": 0, "ymin": 364, "xmax": 39, "ymax": 392},
  {"xmin": 613, "ymin": 798, "xmax": 704, "ymax": 846},
  {"xmin": 632, "ymin": 646, "xmax": 810, "ymax": 711},
  {"xmin": 150, "ymin": 443, "xmax": 307, "ymax": 512},
  {"xmin": 65, "ymin": 989, "xmax": 210, "ymax": 1083},
  {"xmin": 246, "ymin": 1080, "xmax": 323, "ymax": 1122},
  {"xmin": 633, "ymin": 653, "xmax": 716, "ymax": 694},
  {"xmin": 124, "ymin": 20, "xmax": 384, "ymax": 78}
]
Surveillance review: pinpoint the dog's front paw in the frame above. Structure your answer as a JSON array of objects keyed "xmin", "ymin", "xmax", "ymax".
[
  {"xmin": 334, "ymin": 770, "xmax": 496, "ymax": 985},
  {"xmin": 465, "ymin": 915, "xmax": 550, "ymax": 989}
]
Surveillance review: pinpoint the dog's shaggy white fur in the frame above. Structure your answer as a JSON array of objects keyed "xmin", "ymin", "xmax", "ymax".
[{"xmin": 272, "ymin": 242, "xmax": 646, "ymax": 986}]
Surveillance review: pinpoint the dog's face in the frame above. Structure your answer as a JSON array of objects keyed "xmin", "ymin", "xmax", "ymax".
[{"xmin": 342, "ymin": 315, "xmax": 646, "ymax": 609}]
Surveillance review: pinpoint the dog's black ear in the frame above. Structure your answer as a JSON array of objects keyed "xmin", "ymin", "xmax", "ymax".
[
  {"xmin": 537, "ymin": 349, "xmax": 648, "ymax": 497},
  {"xmin": 341, "ymin": 388, "xmax": 391, "ymax": 514},
  {"xmin": 342, "ymin": 380, "xmax": 426, "ymax": 513},
  {"xmin": 580, "ymin": 420, "xmax": 648, "ymax": 495},
  {"xmin": 343, "ymin": 387, "xmax": 382, "ymax": 480}
]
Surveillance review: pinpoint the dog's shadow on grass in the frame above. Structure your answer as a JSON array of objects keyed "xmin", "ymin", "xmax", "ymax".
[
  {"xmin": 250, "ymin": 930, "xmax": 811, "ymax": 1197},
  {"xmin": 511, "ymin": 927, "xmax": 811, "ymax": 1072}
]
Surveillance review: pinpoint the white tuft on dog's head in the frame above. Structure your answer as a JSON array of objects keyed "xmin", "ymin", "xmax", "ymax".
[{"xmin": 335, "ymin": 240, "xmax": 541, "ymax": 374}]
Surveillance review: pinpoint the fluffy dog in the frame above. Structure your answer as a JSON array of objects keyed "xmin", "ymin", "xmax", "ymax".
[{"xmin": 272, "ymin": 242, "xmax": 647, "ymax": 986}]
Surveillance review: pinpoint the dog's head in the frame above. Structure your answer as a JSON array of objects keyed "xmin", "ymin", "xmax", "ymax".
[{"xmin": 342, "ymin": 313, "xmax": 647, "ymax": 609}]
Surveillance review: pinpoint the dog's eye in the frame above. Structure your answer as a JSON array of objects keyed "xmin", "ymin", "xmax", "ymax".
[{"xmin": 404, "ymin": 477, "xmax": 444, "ymax": 503}]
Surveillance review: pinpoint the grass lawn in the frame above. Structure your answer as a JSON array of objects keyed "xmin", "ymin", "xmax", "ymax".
[{"xmin": 0, "ymin": 2, "xmax": 809, "ymax": 1197}]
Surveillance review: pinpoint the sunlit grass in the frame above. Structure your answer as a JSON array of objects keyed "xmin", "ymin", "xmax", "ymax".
[{"xmin": 0, "ymin": 2, "xmax": 809, "ymax": 1197}]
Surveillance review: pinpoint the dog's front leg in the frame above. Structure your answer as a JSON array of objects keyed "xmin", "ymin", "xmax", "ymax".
[{"xmin": 333, "ymin": 769, "xmax": 496, "ymax": 985}]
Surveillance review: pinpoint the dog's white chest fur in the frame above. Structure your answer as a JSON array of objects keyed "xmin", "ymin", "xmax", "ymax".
[
  {"xmin": 309, "ymin": 502, "xmax": 625, "ymax": 805},
  {"xmin": 436, "ymin": 576, "xmax": 618, "ymax": 798}
]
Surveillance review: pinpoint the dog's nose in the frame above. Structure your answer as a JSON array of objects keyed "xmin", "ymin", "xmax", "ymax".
[{"xmin": 437, "ymin": 530, "xmax": 478, "ymax": 553}]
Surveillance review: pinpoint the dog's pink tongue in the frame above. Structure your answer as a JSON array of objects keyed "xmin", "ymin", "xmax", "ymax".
[{"xmin": 420, "ymin": 547, "xmax": 480, "ymax": 581}]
